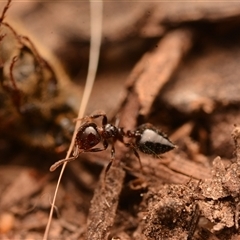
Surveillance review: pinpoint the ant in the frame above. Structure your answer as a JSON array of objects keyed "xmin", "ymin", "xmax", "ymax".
[{"xmin": 50, "ymin": 111, "xmax": 176, "ymax": 173}]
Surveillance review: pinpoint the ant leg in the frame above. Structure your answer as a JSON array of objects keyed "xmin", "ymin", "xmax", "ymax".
[
  {"xmin": 87, "ymin": 147, "xmax": 106, "ymax": 152},
  {"xmin": 104, "ymin": 143, "xmax": 115, "ymax": 179},
  {"xmin": 88, "ymin": 111, "xmax": 108, "ymax": 126},
  {"xmin": 132, "ymin": 149, "xmax": 143, "ymax": 172},
  {"xmin": 73, "ymin": 116, "xmax": 91, "ymax": 123},
  {"xmin": 125, "ymin": 142, "xmax": 143, "ymax": 172},
  {"xmin": 74, "ymin": 111, "xmax": 108, "ymax": 125},
  {"xmin": 73, "ymin": 110, "xmax": 105, "ymax": 122},
  {"xmin": 86, "ymin": 140, "xmax": 108, "ymax": 153}
]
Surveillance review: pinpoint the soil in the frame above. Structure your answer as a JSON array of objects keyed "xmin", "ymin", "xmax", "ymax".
[{"xmin": 1, "ymin": 1, "xmax": 240, "ymax": 240}]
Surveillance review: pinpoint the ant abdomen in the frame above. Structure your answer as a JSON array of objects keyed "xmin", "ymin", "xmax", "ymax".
[{"xmin": 133, "ymin": 123, "xmax": 175, "ymax": 156}]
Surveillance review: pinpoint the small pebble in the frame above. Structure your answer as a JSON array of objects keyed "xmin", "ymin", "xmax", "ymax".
[{"xmin": 0, "ymin": 212, "xmax": 15, "ymax": 233}]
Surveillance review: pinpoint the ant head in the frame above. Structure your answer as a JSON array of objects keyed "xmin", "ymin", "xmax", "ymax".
[{"xmin": 76, "ymin": 122, "xmax": 101, "ymax": 150}]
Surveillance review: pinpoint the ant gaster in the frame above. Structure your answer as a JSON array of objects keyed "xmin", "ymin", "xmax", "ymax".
[{"xmin": 50, "ymin": 111, "xmax": 176, "ymax": 173}]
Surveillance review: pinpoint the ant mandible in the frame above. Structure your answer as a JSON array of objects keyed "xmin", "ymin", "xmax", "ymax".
[{"xmin": 50, "ymin": 111, "xmax": 176, "ymax": 173}]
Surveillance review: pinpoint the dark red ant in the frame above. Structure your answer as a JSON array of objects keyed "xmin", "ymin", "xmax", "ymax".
[{"xmin": 50, "ymin": 111, "xmax": 176, "ymax": 173}]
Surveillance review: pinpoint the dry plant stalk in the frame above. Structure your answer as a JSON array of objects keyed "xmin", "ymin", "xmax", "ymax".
[{"xmin": 43, "ymin": 1, "xmax": 103, "ymax": 239}]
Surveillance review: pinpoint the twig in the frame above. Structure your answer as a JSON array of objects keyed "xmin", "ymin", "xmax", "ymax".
[{"xmin": 87, "ymin": 167, "xmax": 125, "ymax": 240}]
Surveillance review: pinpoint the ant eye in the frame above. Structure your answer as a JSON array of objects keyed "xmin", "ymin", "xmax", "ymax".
[
  {"xmin": 76, "ymin": 124, "xmax": 101, "ymax": 150},
  {"xmin": 136, "ymin": 125, "xmax": 175, "ymax": 156}
]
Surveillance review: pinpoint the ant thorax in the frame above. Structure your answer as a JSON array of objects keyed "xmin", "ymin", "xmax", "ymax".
[{"xmin": 101, "ymin": 123, "xmax": 119, "ymax": 139}]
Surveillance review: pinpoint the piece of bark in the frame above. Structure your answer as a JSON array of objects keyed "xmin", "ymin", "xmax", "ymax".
[
  {"xmin": 161, "ymin": 42, "xmax": 240, "ymax": 115},
  {"xmin": 143, "ymin": 2, "xmax": 240, "ymax": 37},
  {"xmin": 126, "ymin": 151, "xmax": 211, "ymax": 184},
  {"xmin": 118, "ymin": 91, "xmax": 140, "ymax": 130},
  {"xmin": 87, "ymin": 166, "xmax": 125, "ymax": 240},
  {"xmin": 126, "ymin": 29, "xmax": 193, "ymax": 116},
  {"xmin": 166, "ymin": 154, "xmax": 211, "ymax": 180}
]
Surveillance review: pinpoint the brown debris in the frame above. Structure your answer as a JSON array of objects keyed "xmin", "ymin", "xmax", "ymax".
[
  {"xmin": 199, "ymin": 201, "xmax": 234, "ymax": 232},
  {"xmin": 200, "ymin": 126, "xmax": 240, "ymax": 200},
  {"xmin": 139, "ymin": 184, "xmax": 199, "ymax": 240},
  {"xmin": 200, "ymin": 157, "xmax": 229, "ymax": 200},
  {"xmin": 196, "ymin": 125, "xmax": 240, "ymax": 234}
]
